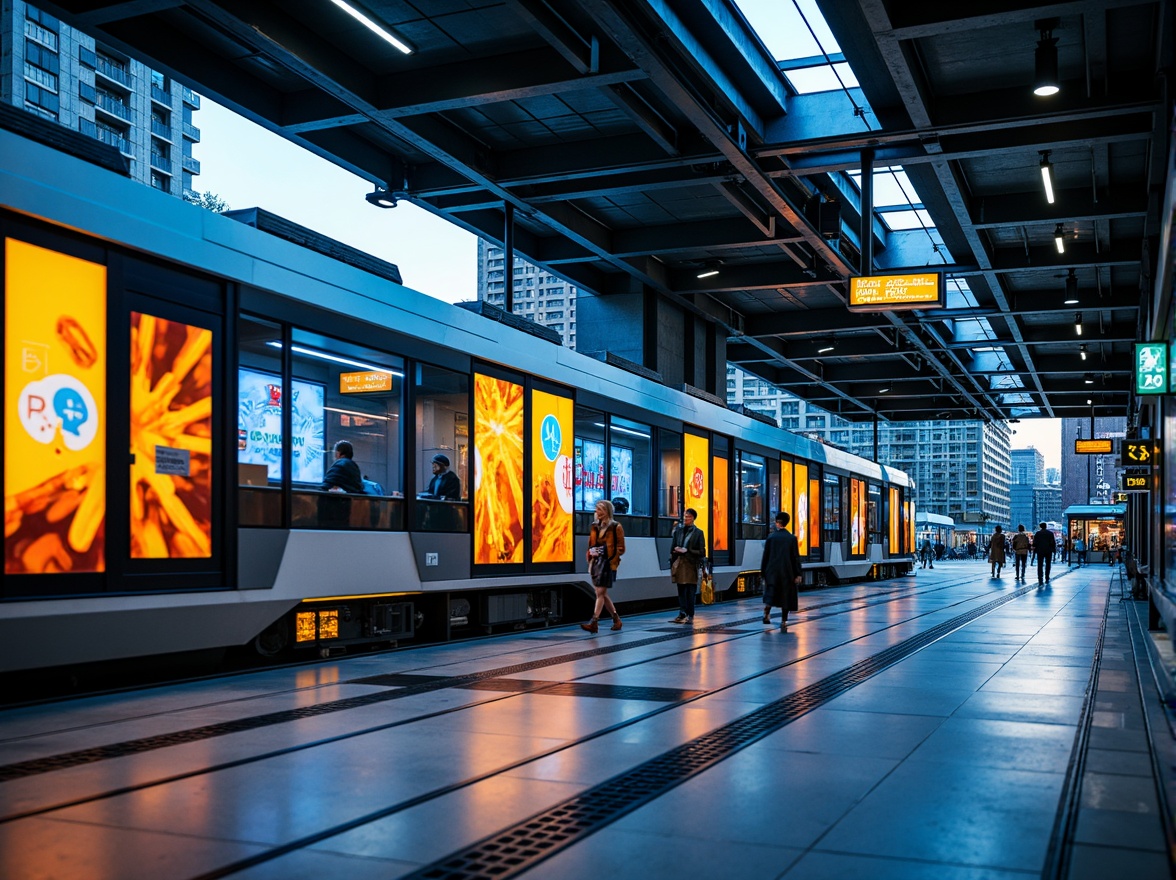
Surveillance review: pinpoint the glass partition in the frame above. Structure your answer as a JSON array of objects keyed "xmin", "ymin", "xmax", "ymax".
[
  {"xmin": 738, "ymin": 450, "xmax": 767, "ymax": 540},
  {"xmin": 823, "ymin": 473, "xmax": 842, "ymax": 546},
  {"xmin": 414, "ymin": 363, "xmax": 468, "ymax": 532},
  {"xmin": 658, "ymin": 428, "xmax": 682, "ymax": 535},
  {"xmin": 237, "ymin": 315, "xmax": 283, "ymax": 526},
  {"xmin": 611, "ymin": 415, "xmax": 651, "ymax": 518}
]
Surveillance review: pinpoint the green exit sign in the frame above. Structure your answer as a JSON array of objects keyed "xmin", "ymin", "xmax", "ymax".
[{"xmin": 1135, "ymin": 342, "xmax": 1169, "ymax": 394}]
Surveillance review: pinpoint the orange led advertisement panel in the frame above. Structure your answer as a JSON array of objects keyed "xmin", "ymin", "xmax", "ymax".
[
  {"xmin": 795, "ymin": 463, "xmax": 809, "ymax": 555},
  {"xmin": 129, "ymin": 312, "xmax": 213, "ymax": 558},
  {"xmin": 780, "ymin": 459, "xmax": 793, "ymax": 526},
  {"xmin": 530, "ymin": 388, "xmax": 573, "ymax": 563},
  {"xmin": 889, "ymin": 487, "xmax": 899, "ymax": 550},
  {"xmin": 712, "ymin": 456, "xmax": 728, "ymax": 551},
  {"xmin": 5, "ymin": 239, "xmax": 107, "ymax": 574},
  {"xmin": 809, "ymin": 477, "xmax": 820, "ymax": 550},
  {"xmin": 853, "ymin": 479, "xmax": 868, "ymax": 555},
  {"xmin": 849, "ymin": 479, "xmax": 861, "ymax": 555},
  {"xmin": 684, "ymin": 433, "xmax": 709, "ymax": 541},
  {"xmin": 474, "ymin": 373, "xmax": 524, "ymax": 564}
]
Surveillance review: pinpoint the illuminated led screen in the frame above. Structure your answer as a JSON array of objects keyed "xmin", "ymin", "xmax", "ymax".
[
  {"xmin": 5, "ymin": 239, "xmax": 107, "ymax": 574},
  {"xmin": 683, "ymin": 433, "xmax": 709, "ymax": 543},
  {"xmin": 780, "ymin": 459, "xmax": 793, "ymax": 527},
  {"xmin": 474, "ymin": 373, "xmax": 524, "ymax": 564},
  {"xmin": 795, "ymin": 463, "xmax": 809, "ymax": 555},
  {"xmin": 130, "ymin": 312, "xmax": 213, "ymax": 559},
  {"xmin": 238, "ymin": 368, "xmax": 325, "ymax": 483},
  {"xmin": 712, "ymin": 456, "xmax": 728, "ymax": 551},
  {"xmin": 530, "ymin": 388, "xmax": 573, "ymax": 563}
]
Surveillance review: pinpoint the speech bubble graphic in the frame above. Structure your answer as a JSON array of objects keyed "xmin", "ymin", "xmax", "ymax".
[
  {"xmin": 18, "ymin": 374, "xmax": 99, "ymax": 451},
  {"xmin": 54, "ymin": 387, "xmax": 89, "ymax": 437}
]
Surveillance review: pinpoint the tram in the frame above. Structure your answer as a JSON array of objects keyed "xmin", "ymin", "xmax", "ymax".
[{"xmin": 0, "ymin": 124, "xmax": 914, "ymax": 673}]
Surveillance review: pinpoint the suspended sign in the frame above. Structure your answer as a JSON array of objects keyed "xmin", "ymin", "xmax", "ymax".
[
  {"xmin": 1134, "ymin": 343, "xmax": 1169, "ymax": 395},
  {"xmin": 1122, "ymin": 442, "xmax": 1156, "ymax": 466},
  {"xmin": 1075, "ymin": 439, "xmax": 1113, "ymax": 454},
  {"xmin": 848, "ymin": 273, "xmax": 944, "ymax": 312}
]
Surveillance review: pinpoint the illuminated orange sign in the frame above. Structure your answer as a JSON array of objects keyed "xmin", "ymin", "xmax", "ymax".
[
  {"xmin": 712, "ymin": 456, "xmax": 728, "ymax": 552},
  {"xmin": 5, "ymin": 239, "xmax": 107, "ymax": 574},
  {"xmin": 474, "ymin": 373, "xmax": 524, "ymax": 564},
  {"xmin": 796, "ymin": 463, "xmax": 810, "ymax": 555},
  {"xmin": 849, "ymin": 273, "xmax": 944, "ymax": 311},
  {"xmin": 684, "ymin": 433, "xmax": 709, "ymax": 543},
  {"xmin": 1075, "ymin": 439, "xmax": 1113, "ymax": 454},
  {"xmin": 530, "ymin": 388, "xmax": 573, "ymax": 563},
  {"xmin": 340, "ymin": 370, "xmax": 393, "ymax": 393}
]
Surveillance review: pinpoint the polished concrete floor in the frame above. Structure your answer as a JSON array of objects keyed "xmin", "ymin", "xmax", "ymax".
[{"xmin": 0, "ymin": 563, "xmax": 1170, "ymax": 880}]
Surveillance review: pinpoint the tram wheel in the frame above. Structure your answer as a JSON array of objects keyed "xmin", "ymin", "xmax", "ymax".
[{"xmin": 253, "ymin": 618, "xmax": 290, "ymax": 657}]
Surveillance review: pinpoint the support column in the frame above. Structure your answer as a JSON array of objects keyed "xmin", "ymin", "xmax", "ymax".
[
  {"xmin": 860, "ymin": 148, "xmax": 874, "ymax": 276},
  {"xmin": 503, "ymin": 203, "xmax": 515, "ymax": 313}
]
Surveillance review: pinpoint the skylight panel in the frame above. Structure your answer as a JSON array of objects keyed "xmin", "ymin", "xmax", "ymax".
[
  {"xmin": 879, "ymin": 209, "xmax": 933, "ymax": 231},
  {"xmin": 735, "ymin": 0, "xmax": 839, "ymax": 62},
  {"xmin": 784, "ymin": 62, "xmax": 859, "ymax": 94}
]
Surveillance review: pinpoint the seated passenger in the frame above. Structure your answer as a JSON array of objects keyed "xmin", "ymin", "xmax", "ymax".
[
  {"xmin": 362, "ymin": 475, "xmax": 385, "ymax": 496},
  {"xmin": 612, "ymin": 496, "xmax": 630, "ymax": 514},
  {"xmin": 322, "ymin": 440, "xmax": 364, "ymax": 493},
  {"xmin": 422, "ymin": 453, "xmax": 461, "ymax": 501}
]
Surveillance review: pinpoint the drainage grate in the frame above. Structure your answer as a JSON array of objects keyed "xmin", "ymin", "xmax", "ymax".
[
  {"xmin": 461, "ymin": 679, "xmax": 705, "ymax": 702},
  {"xmin": 405, "ymin": 583, "xmax": 1039, "ymax": 879}
]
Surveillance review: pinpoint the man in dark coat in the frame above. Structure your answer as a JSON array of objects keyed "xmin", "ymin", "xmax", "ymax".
[
  {"xmin": 322, "ymin": 440, "xmax": 364, "ymax": 493},
  {"xmin": 425, "ymin": 453, "xmax": 462, "ymax": 500},
  {"xmin": 1032, "ymin": 522, "xmax": 1057, "ymax": 585},
  {"xmin": 669, "ymin": 508, "xmax": 706, "ymax": 624},
  {"xmin": 762, "ymin": 511, "xmax": 802, "ymax": 630}
]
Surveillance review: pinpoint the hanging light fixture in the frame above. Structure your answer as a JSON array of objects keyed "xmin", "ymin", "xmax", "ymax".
[
  {"xmin": 1040, "ymin": 152, "xmax": 1055, "ymax": 203},
  {"xmin": 696, "ymin": 260, "xmax": 721, "ymax": 279},
  {"xmin": 1064, "ymin": 268, "xmax": 1079, "ymax": 303},
  {"xmin": 817, "ymin": 338, "xmax": 835, "ymax": 354},
  {"xmin": 1080, "ymin": 344, "xmax": 1087, "ymax": 361},
  {"xmin": 1054, "ymin": 224, "xmax": 1066, "ymax": 254},
  {"xmin": 1034, "ymin": 21, "xmax": 1060, "ymax": 96},
  {"xmin": 1075, "ymin": 312, "xmax": 1083, "ymax": 335}
]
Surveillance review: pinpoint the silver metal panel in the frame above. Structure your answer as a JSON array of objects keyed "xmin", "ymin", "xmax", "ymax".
[
  {"xmin": 408, "ymin": 532, "xmax": 471, "ymax": 582},
  {"xmin": 237, "ymin": 529, "xmax": 290, "ymax": 589}
]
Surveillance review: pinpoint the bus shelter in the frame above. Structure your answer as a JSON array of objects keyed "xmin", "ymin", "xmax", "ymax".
[
  {"xmin": 916, "ymin": 512, "xmax": 956, "ymax": 557},
  {"xmin": 1064, "ymin": 504, "xmax": 1127, "ymax": 564}
]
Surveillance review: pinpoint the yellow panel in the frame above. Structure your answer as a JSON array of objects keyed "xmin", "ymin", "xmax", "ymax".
[
  {"xmin": 295, "ymin": 611, "xmax": 317, "ymax": 642},
  {"xmin": 339, "ymin": 370, "xmax": 393, "ymax": 393},
  {"xmin": 530, "ymin": 388, "xmax": 573, "ymax": 563},
  {"xmin": 129, "ymin": 312, "xmax": 213, "ymax": 558},
  {"xmin": 474, "ymin": 374, "xmax": 524, "ymax": 564},
  {"xmin": 795, "ymin": 463, "xmax": 808, "ymax": 555},
  {"xmin": 780, "ymin": 459, "xmax": 793, "ymax": 527},
  {"xmin": 889, "ymin": 487, "xmax": 899, "ymax": 550},
  {"xmin": 809, "ymin": 477, "xmax": 820, "ymax": 549},
  {"xmin": 317, "ymin": 609, "xmax": 339, "ymax": 639},
  {"xmin": 849, "ymin": 273, "xmax": 942, "ymax": 310},
  {"xmin": 5, "ymin": 239, "xmax": 107, "ymax": 574},
  {"xmin": 712, "ymin": 456, "xmax": 728, "ymax": 551},
  {"xmin": 683, "ymin": 433, "xmax": 710, "ymax": 544}
]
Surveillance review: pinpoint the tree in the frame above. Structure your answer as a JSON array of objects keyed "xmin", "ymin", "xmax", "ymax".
[{"xmin": 184, "ymin": 190, "xmax": 230, "ymax": 212}]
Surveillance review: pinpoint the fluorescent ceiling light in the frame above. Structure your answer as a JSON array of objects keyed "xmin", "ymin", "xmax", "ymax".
[
  {"xmin": 268, "ymin": 341, "xmax": 405, "ymax": 376},
  {"xmin": 329, "ymin": 0, "xmax": 414, "ymax": 54},
  {"xmin": 1040, "ymin": 153, "xmax": 1055, "ymax": 204},
  {"xmin": 1054, "ymin": 224, "xmax": 1065, "ymax": 253},
  {"xmin": 696, "ymin": 268, "xmax": 720, "ymax": 279}
]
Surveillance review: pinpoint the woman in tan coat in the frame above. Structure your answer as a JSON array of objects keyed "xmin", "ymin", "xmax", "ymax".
[
  {"xmin": 581, "ymin": 500, "xmax": 625, "ymax": 633},
  {"xmin": 988, "ymin": 525, "xmax": 1006, "ymax": 578}
]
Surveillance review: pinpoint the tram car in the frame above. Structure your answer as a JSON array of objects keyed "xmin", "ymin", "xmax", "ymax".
[{"xmin": 0, "ymin": 121, "xmax": 914, "ymax": 674}]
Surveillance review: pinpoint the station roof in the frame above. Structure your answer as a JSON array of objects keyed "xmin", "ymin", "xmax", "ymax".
[{"xmin": 42, "ymin": 0, "xmax": 1171, "ymax": 423}]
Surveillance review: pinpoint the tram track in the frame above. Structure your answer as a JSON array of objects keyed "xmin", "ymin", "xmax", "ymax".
[{"xmin": 0, "ymin": 572, "xmax": 1046, "ymax": 832}]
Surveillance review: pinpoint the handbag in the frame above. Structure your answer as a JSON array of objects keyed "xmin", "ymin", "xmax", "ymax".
[
  {"xmin": 700, "ymin": 561, "xmax": 714, "ymax": 605},
  {"xmin": 589, "ymin": 552, "xmax": 610, "ymax": 587}
]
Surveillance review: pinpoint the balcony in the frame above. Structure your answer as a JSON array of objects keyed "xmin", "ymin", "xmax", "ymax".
[
  {"xmin": 23, "ymin": 19, "xmax": 57, "ymax": 51},
  {"xmin": 182, "ymin": 122, "xmax": 201, "ymax": 142},
  {"xmin": 181, "ymin": 155, "xmax": 201, "ymax": 174},
  {"xmin": 95, "ymin": 57, "xmax": 133, "ymax": 90},
  {"xmin": 151, "ymin": 119, "xmax": 171, "ymax": 140},
  {"xmin": 150, "ymin": 153, "xmax": 172, "ymax": 173},
  {"xmin": 151, "ymin": 85, "xmax": 170, "ymax": 106},
  {"xmin": 79, "ymin": 118, "xmax": 130, "ymax": 154},
  {"xmin": 95, "ymin": 92, "xmax": 131, "ymax": 121},
  {"xmin": 181, "ymin": 86, "xmax": 200, "ymax": 108}
]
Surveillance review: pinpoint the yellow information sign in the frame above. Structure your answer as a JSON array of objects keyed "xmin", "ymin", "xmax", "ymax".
[
  {"xmin": 1124, "ymin": 475, "xmax": 1149, "ymax": 489},
  {"xmin": 1122, "ymin": 442, "xmax": 1155, "ymax": 465},
  {"xmin": 1075, "ymin": 439, "xmax": 1113, "ymax": 454},
  {"xmin": 339, "ymin": 370, "xmax": 393, "ymax": 393},
  {"xmin": 848, "ymin": 273, "xmax": 944, "ymax": 312}
]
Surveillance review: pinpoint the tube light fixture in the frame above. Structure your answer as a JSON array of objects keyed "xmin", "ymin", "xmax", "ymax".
[
  {"xmin": 1075, "ymin": 312, "xmax": 1082, "ymax": 336},
  {"xmin": 817, "ymin": 339, "xmax": 835, "ymax": 354},
  {"xmin": 878, "ymin": 387, "xmax": 890, "ymax": 394},
  {"xmin": 1084, "ymin": 373, "xmax": 1094, "ymax": 385},
  {"xmin": 696, "ymin": 261, "xmax": 721, "ymax": 279},
  {"xmin": 1080, "ymin": 344, "xmax": 1087, "ymax": 361},
  {"xmin": 1040, "ymin": 152, "xmax": 1055, "ymax": 203},
  {"xmin": 1054, "ymin": 224, "xmax": 1066, "ymax": 253},
  {"xmin": 1065, "ymin": 268, "xmax": 1077, "ymax": 299},
  {"xmin": 329, "ymin": 0, "xmax": 414, "ymax": 54},
  {"xmin": 1034, "ymin": 24, "xmax": 1060, "ymax": 96}
]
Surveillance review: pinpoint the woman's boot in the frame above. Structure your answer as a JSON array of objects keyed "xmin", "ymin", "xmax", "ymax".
[
  {"xmin": 580, "ymin": 618, "xmax": 599, "ymax": 633},
  {"xmin": 610, "ymin": 614, "xmax": 622, "ymax": 631}
]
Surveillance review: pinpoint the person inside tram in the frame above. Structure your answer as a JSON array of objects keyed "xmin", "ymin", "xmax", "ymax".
[
  {"xmin": 421, "ymin": 453, "xmax": 461, "ymax": 501},
  {"xmin": 322, "ymin": 440, "xmax": 364, "ymax": 494}
]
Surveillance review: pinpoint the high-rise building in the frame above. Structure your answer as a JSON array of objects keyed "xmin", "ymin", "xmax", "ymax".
[
  {"xmin": 1060, "ymin": 416, "xmax": 1128, "ymax": 510},
  {"xmin": 3, "ymin": 1, "xmax": 201, "ymax": 198},
  {"xmin": 476, "ymin": 241, "xmax": 577, "ymax": 349}
]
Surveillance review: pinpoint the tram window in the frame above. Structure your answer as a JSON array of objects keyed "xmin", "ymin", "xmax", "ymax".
[
  {"xmin": 611, "ymin": 416, "xmax": 652, "ymax": 519},
  {"xmin": 237, "ymin": 316, "xmax": 284, "ymax": 527},
  {"xmin": 823, "ymin": 474, "xmax": 841, "ymax": 545},
  {"xmin": 573, "ymin": 405, "xmax": 606, "ymax": 517},
  {"xmin": 289, "ymin": 330, "xmax": 404, "ymax": 530},
  {"xmin": 657, "ymin": 428, "xmax": 682, "ymax": 529},
  {"xmin": 414, "ymin": 363, "xmax": 469, "ymax": 532},
  {"xmin": 738, "ymin": 451, "xmax": 766, "ymax": 540},
  {"xmin": 868, "ymin": 484, "xmax": 881, "ymax": 544}
]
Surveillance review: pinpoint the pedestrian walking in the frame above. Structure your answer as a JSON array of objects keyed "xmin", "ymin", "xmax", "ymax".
[
  {"xmin": 579, "ymin": 500, "xmax": 625, "ymax": 633},
  {"xmin": 1033, "ymin": 522, "xmax": 1057, "ymax": 585},
  {"xmin": 761, "ymin": 511, "xmax": 802, "ymax": 630},
  {"xmin": 669, "ymin": 508, "xmax": 706, "ymax": 625},
  {"xmin": 988, "ymin": 525, "xmax": 1006, "ymax": 578},
  {"xmin": 1011, "ymin": 525, "xmax": 1030, "ymax": 581}
]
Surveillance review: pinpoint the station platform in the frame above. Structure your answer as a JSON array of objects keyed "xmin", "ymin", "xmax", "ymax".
[{"xmin": 0, "ymin": 564, "xmax": 1172, "ymax": 880}]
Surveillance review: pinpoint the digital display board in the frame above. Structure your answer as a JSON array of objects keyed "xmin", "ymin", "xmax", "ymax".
[
  {"xmin": 809, "ymin": 477, "xmax": 821, "ymax": 551},
  {"xmin": 683, "ymin": 433, "xmax": 709, "ymax": 544},
  {"xmin": 474, "ymin": 373, "xmax": 524, "ymax": 564},
  {"xmin": 575, "ymin": 440, "xmax": 633, "ymax": 511},
  {"xmin": 130, "ymin": 312, "xmax": 213, "ymax": 559},
  {"xmin": 848, "ymin": 273, "xmax": 944, "ymax": 312},
  {"xmin": 238, "ymin": 368, "xmax": 325, "ymax": 483},
  {"xmin": 1134, "ymin": 343, "xmax": 1169, "ymax": 395},
  {"xmin": 530, "ymin": 388, "xmax": 573, "ymax": 563},
  {"xmin": 5, "ymin": 239, "xmax": 107, "ymax": 574},
  {"xmin": 1124, "ymin": 475, "xmax": 1149, "ymax": 489},
  {"xmin": 1075, "ymin": 439, "xmax": 1113, "ymax": 454},
  {"xmin": 1122, "ymin": 442, "xmax": 1155, "ymax": 466},
  {"xmin": 795, "ymin": 463, "xmax": 809, "ymax": 555},
  {"xmin": 889, "ymin": 487, "xmax": 899, "ymax": 551},
  {"xmin": 339, "ymin": 370, "xmax": 393, "ymax": 393},
  {"xmin": 780, "ymin": 459, "xmax": 793, "ymax": 528},
  {"xmin": 712, "ymin": 456, "xmax": 728, "ymax": 552}
]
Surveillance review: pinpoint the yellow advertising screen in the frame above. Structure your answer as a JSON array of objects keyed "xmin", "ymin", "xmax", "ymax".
[
  {"xmin": 5, "ymin": 239, "xmax": 107, "ymax": 574},
  {"xmin": 129, "ymin": 312, "xmax": 213, "ymax": 558},
  {"xmin": 809, "ymin": 477, "xmax": 820, "ymax": 550},
  {"xmin": 889, "ymin": 487, "xmax": 899, "ymax": 550},
  {"xmin": 474, "ymin": 373, "xmax": 524, "ymax": 564},
  {"xmin": 530, "ymin": 388, "xmax": 573, "ymax": 563},
  {"xmin": 906, "ymin": 500, "xmax": 915, "ymax": 552},
  {"xmin": 780, "ymin": 459, "xmax": 793, "ymax": 527},
  {"xmin": 848, "ymin": 479, "xmax": 862, "ymax": 555},
  {"xmin": 339, "ymin": 370, "xmax": 393, "ymax": 393},
  {"xmin": 712, "ymin": 456, "xmax": 728, "ymax": 551},
  {"xmin": 848, "ymin": 273, "xmax": 943, "ymax": 311},
  {"xmin": 795, "ymin": 463, "xmax": 809, "ymax": 555},
  {"xmin": 683, "ymin": 433, "xmax": 709, "ymax": 543}
]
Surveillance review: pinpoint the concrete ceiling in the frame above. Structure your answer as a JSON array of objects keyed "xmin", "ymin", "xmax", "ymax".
[{"xmin": 44, "ymin": 0, "xmax": 1173, "ymax": 422}]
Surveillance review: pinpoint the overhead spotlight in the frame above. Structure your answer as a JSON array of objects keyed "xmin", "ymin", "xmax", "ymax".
[
  {"xmin": 1040, "ymin": 152, "xmax": 1055, "ymax": 204},
  {"xmin": 1086, "ymin": 398, "xmax": 1093, "ymax": 405},
  {"xmin": 365, "ymin": 186, "xmax": 400, "ymax": 208},
  {"xmin": 1075, "ymin": 312, "xmax": 1083, "ymax": 335},
  {"xmin": 878, "ymin": 387, "xmax": 890, "ymax": 394},
  {"xmin": 1084, "ymin": 372, "xmax": 1094, "ymax": 384},
  {"xmin": 1034, "ymin": 20, "xmax": 1060, "ymax": 97},
  {"xmin": 1065, "ymin": 268, "xmax": 1077, "ymax": 298},
  {"xmin": 1054, "ymin": 224, "xmax": 1066, "ymax": 254},
  {"xmin": 1080, "ymin": 343, "xmax": 1087, "ymax": 361},
  {"xmin": 817, "ymin": 338, "xmax": 835, "ymax": 354},
  {"xmin": 329, "ymin": 0, "xmax": 414, "ymax": 54},
  {"xmin": 696, "ymin": 260, "xmax": 721, "ymax": 279}
]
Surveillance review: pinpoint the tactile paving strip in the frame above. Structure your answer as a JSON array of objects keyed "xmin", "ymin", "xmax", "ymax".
[{"xmin": 404, "ymin": 582, "xmax": 1039, "ymax": 879}]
